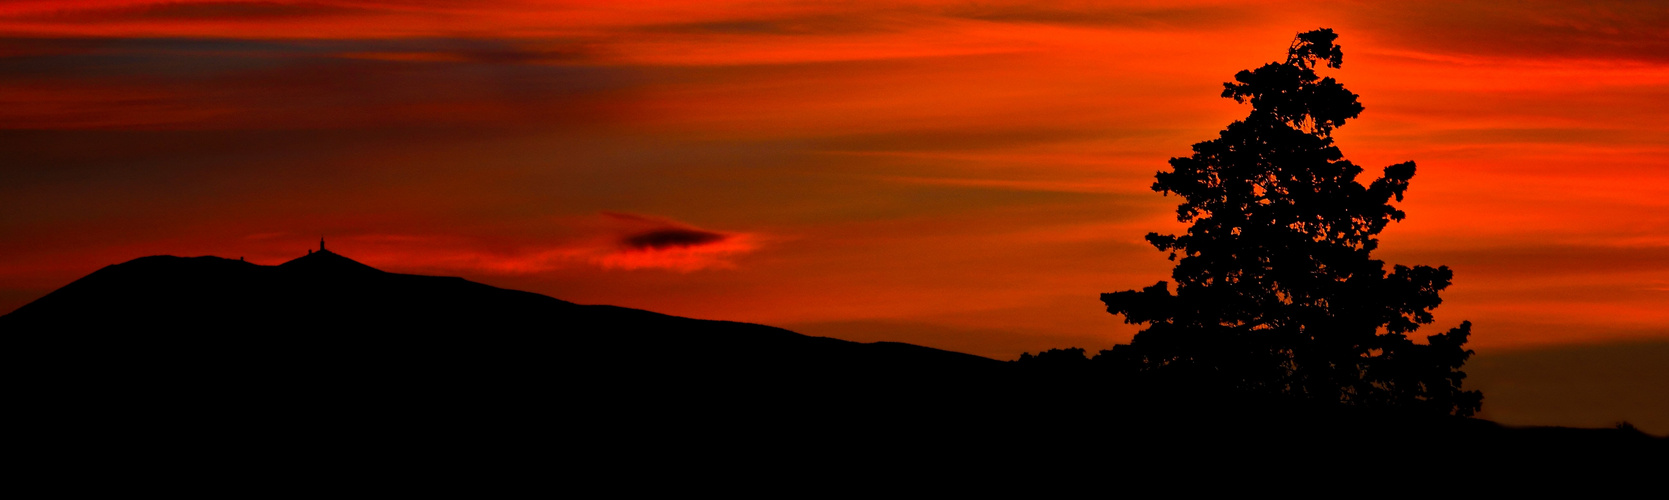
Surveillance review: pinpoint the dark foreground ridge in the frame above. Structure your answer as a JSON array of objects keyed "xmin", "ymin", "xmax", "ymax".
[{"xmin": 4, "ymin": 251, "xmax": 1662, "ymax": 483}]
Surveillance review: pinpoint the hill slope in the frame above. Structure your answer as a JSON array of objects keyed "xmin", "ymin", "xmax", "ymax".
[{"xmin": 2, "ymin": 250, "xmax": 1002, "ymax": 393}]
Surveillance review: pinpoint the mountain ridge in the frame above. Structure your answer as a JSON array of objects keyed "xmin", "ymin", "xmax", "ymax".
[{"xmin": 1, "ymin": 250, "xmax": 1004, "ymax": 387}]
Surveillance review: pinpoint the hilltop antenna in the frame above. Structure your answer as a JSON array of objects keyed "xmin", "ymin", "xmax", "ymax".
[{"xmin": 320, "ymin": 237, "xmax": 326, "ymax": 252}]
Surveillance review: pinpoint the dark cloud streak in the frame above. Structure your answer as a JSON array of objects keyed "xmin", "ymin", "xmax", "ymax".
[
  {"xmin": 622, "ymin": 228, "xmax": 729, "ymax": 251},
  {"xmin": 0, "ymin": 36, "xmax": 641, "ymax": 130},
  {"xmin": 1343, "ymin": 0, "xmax": 1669, "ymax": 62},
  {"xmin": 944, "ymin": 4, "xmax": 1260, "ymax": 29},
  {"xmin": 815, "ymin": 127, "xmax": 1143, "ymax": 153},
  {"xmin": 635, "ymin": 13, "xmax": 903, "ymax": 36},
  {"xmin": 1399, "ymin": 245, "xmax": 1669, "ymax": 276},
  {"xmin": 633, "ymin": 4, "xmax": 1260, "ymax": 36},
  {"xmin": 10, "ymin": 1, "xmax": 370, "ymax": 22}
]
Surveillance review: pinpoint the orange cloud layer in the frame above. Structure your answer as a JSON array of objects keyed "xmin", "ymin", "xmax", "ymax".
[{"xmin": 2, "ymin": 0, "xmax": 1666, "ymax": 364}]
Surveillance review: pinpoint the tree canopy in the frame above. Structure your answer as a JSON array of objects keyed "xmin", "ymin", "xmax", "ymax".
[{"xmin": 1100, "ymin": 29, "xmax": 1481, "ymax": 416}]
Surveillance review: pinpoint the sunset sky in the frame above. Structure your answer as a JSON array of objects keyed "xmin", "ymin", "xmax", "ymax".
[{"xmin": 3, "ymin": 1, "xmax": 1665, "ymax": 429}]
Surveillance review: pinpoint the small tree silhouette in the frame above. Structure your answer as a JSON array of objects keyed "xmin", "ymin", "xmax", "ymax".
[{"xmin": 1100, "ymin": 29, "xmax": 1481, "ymax": 416}]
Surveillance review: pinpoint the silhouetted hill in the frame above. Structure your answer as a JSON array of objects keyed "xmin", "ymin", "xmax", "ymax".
[
  {"xmin": 4, "ymin": 250, "xmax": 1661, "ymax": 482},
  {"xmin": 3, "ymin": 250, "xmax": 1001, "ymax": 394}
]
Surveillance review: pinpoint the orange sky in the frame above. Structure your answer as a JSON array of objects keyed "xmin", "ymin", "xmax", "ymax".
[{"xmin": 4, "ymin": 1, "xmax": 1668, "ymax": 366}]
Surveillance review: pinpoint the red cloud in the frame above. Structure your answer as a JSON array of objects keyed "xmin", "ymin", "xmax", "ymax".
[{"xmin": 298, "ymin": 213, "xmax": 760, "ymax": 274}]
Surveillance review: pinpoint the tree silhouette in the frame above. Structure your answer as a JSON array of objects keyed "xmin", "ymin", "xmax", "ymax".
[{"xmin": 1100, "ymin": 29, "xmax": 1481, "ymax": 416}]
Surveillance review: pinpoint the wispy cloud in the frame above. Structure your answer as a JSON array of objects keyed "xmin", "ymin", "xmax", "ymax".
[
  {"xmin": 1340, "ymin": 0, "xmax": 1669, "ymax": 63},
  {"xmin": 943, "ymin": 3, "xmax": 1259, "ymax": 29},
  {"xmin": 7, "ymin": 1, "xmax": 372, "ymax": 23},
  {"xmin": 318, "ymin": 213, "xmax": 761, "ymax": 274},
  {"xmin": 592, "ymin": 212, "xmax": 759, "ymax": 271}
]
